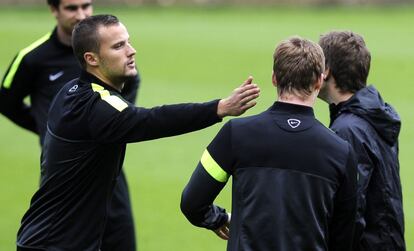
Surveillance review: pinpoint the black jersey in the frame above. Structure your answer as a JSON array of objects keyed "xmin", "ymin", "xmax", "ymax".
[
  {"xmin": 17, "ymin": 70, "xmax": 221, "ymax": 250},
  {"xmin": 0, "ymin": 27, "xmax": 139, "ymax": 144},
  {"xmin": 181, "ymin": 102, "xmax": 358, "ymax": 251}
]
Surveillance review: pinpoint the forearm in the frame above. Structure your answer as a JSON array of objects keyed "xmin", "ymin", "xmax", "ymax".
[
  {"xmin": 123, "ymin": 100, "xmax": 222, "ymax": 143},
  {"xmin": 181, "ymin": 164, "xmax": 228, "ymax": 230}
]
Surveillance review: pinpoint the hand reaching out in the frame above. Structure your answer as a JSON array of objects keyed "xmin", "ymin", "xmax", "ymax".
[{"xmin": 217, "ymin": 77, "xmax": 260, "ymax": 118}]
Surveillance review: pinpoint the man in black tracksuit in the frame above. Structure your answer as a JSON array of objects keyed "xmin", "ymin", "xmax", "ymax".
[
  {"xmin": 181, "ymin": 37, "xmax": 357, "ymax": 251},
  {"xmin": 318, "ymin": 31, "xmax": 405, "ymax": 250},
  {"xmin": 16, "ymin": 15, "xmax": 260, "ymax": 251},
  {"xmin": 0, "ymin": 1, "xmax": 141, "ymax": 250}
]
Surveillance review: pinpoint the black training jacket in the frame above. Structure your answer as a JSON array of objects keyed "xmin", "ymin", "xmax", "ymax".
[
  {"xmin": 329, "ymin": 86, "xmax": 405, "ymax": 251},
  {"xmin": 0, "ymin": 27, "xmax": 140, "ymax": 144},
  {"xmin": 181, "ymin": 101, "xmax": 358, "ymax": 251},
  {"xmin": 16, "ymin": 71, "xmax": 221, "ymax": 251}
]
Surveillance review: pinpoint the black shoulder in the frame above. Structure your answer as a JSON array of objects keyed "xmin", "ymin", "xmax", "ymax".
[
  {"xmin": 332, "ymin": 112, "xmax": 369, "ymax": 130},
  {"xmin": 19, "ymin": 32, "xmax": 53, "ymax": 65},
  {"xmin": 230, "ymin": 111, "xmax": 269, "ymax": 128},
  {"xmin": 315, "ymin": 120, "xmax": 351, "ymax": 154},
  {"xmin": 330, "ymin": 113, "xmax": 375, "ymax": 143}
]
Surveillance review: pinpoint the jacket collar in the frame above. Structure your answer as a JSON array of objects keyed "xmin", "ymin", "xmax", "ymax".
[
  {"xmin": 329, "ymin": 100, "xmax": 348, "ymax": 125},
  {"xmin": 268, "ymin": 102, "xmax": 315, "ymax": 132},
  {"xmin": 269, "ymin": 101, "xmax": 315, "ymax": 117},
  {"xmin": 329, "ymin": 86, "xmax": 401, "ymax": 144},
  {"xmin": 79, "ymin": 70, "xmax": 121, "ymax": 93}
]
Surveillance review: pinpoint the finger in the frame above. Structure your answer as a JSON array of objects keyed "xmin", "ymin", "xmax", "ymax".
[
  {"xmin": 214, "ymin": 229, "xmax": 228, "ymax": 240},
  {"xmin": 240, "ymin": 91, "xmax": 260, "ymax": 104},
  {"xmin": 223, "ymin": 226, "xmax": 230, "ymax": 235},
  {"xmin": 219, "ymin": 228, "xmax": 230, "ymax": 240},
  {"xmin": 241, "ymin": 101, "xmax": 257, "ymax": 111},
  {"xmin": 238, "ymin": 83, "xmax": 258, "ymax": 94},
  {"xmin": 241, "ymin": 76, "xmax": 253, "ymax": 87},
  {"xmin": 235, "ymin": 88, "xmax": 260, "ymax": 104}
]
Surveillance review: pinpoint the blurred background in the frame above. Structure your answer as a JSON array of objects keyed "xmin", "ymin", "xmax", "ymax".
[{"xmin": 0, "ymin": 1, "xmax": 413, "ymax": 250}]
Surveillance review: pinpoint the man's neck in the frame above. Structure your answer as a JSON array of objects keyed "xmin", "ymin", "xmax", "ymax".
[
  {"xmin": 56, "ymin": 26, "xmax": 72, "ymax": 46},
  {"xmin": 320, "ymin": 78, "xmax": 355, "ymax": 105},
  {"xmin": 278, "ymin": 93, "xmax": 315, "ymax": 107},
  {"xmin": 329, "ymin": 90, "xmax": 354, "ymax": 105},
  {"xmin": 86, "ymin": 68, "xmax": 123, "ymax": 92}
]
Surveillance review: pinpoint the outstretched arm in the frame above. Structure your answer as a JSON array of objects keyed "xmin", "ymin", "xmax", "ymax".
[{"xmin": 89, "ymin": 77, "xmax": 259, "ymax": 143}]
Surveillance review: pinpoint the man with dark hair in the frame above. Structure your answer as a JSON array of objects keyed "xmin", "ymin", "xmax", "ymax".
[
  {"xmin": 16, "ymin": 14, "xmax": 260, "ymax": 251},
  {"xmin": 0, "ymin": 1, "xmax": 141, "ymax": 250},
  {"xmin": 180, "ymin": 37, "xmax": 357, "ymax": 251},
  {"xmin": 318, "ymin": 30, "xmax": 405, "ymax": 251}
]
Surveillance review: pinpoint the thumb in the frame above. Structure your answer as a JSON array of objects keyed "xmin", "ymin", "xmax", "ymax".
[{"xmin": 242, "ymin": 76, "xmax": 253, "ymax": 86}]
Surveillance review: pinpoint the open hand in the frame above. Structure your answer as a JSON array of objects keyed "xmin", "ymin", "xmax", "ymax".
[{"xmin": 217, "ymin": 76, "xmax": 260, "ymax": 118}]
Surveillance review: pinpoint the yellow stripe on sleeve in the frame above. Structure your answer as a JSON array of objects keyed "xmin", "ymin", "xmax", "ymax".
[
  {"xmin": 91, "ymin": 83, "xmax": 128, "ymax": 112},
  {"xmin": 2, "ymin": 32, "xmax": 51, "ymax": 89},
  {"xmin": 101, "ymin": 95, "xmax": 128, "ymax": 112},
  {"xmin": 201, "ymin": 149, "xmax": 229, "ymax": 183},
  {"xmin": 91, "ymin": 83, "xmax": 104, "ymax": 91}
]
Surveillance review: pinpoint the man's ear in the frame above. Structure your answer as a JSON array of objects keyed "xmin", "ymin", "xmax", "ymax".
[
  {"xmin": 49, "ymin": 5, "xmax": 59, "ymax": 18},
  {"xmin": 272, "ymin": 71, "xmax": 277, "ymax": 87},
  {"xmin": 315, "ymin": 73, "xmax": 323, "ymax": 91},
  {"xmin": 323, "ymin": 68, "xmax": 331, "ymax": 81},
  {"xmin": 84, "ymin": 52, "xmax": 99, "ymax": 67}
]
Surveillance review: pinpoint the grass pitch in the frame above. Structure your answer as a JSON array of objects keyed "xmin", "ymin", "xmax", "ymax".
[{"xmin": 0, "ymin": 6, "xmax": 413, "ymax": 250}]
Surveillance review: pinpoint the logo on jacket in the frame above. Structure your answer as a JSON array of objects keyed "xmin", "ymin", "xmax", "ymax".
[
  {"xmin": 69, "ymin": 84, "xmax": 78, "ymax": 93},
  {"xmin": 287, "ymin": 119, "xmax": 301, "ymax": 128},
  {"xmin": 49, "ymin": 71, "xmax": 64, "ymax": 81}
]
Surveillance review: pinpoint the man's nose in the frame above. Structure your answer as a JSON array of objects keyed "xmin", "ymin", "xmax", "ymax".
[
  {"xmin": 75, "ymin": 9, "xmax": 87, "ymax": 21},
  {"xmin": 127, "ymin": 43, "xmax": 136, "ymax": 56}
]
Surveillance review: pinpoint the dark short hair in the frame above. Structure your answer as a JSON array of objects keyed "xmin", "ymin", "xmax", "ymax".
[
  {"xmin": 273, "ymin": 37, "xmax": 325, "ymax": 98},
  {"xmin": 319, "ymin": 31, "xmax": 371, "ymax": 93},
  {"xmin": 47, "ymin": 0, "xmax": 60, "ymax": 8},
  {"xmin": 72, "ymin": 14, "xmax": 119, "ymax": 68}
]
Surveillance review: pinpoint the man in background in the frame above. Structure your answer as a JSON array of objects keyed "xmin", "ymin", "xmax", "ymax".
[
  {"xmin": 318, "ymin": 30, "xmax": 405, "ymax": 250},
  {"xmin": 0, "ymin": 1, "xmax": 140, "ymax": 250},
  {"xmin": 181, "ymin": 37, "xmax": 357, "ymax": 251}
]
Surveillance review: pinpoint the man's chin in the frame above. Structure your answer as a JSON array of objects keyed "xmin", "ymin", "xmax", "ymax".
[{"xmin": 121, "ymin": 73, "xmax": 138, "ymax": 83}]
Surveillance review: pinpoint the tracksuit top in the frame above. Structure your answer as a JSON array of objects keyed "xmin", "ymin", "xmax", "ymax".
[
  {"xmin": 17, "ymin": 70, "xmax": 221, "ymax": 250},
  {"xmin": 181, "ymin": 101, "xmax": 358, "ymax": 251},
  {"xmin": 0, "ymin": 28, "xmax": 140, "ymax": 250}
]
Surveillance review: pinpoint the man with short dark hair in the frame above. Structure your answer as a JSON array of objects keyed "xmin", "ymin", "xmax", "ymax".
[
  {"xmin": 0, "ymin": 1, "xmax": 141, "ymax": 250},
  {"xmin": 16, "ymin": 14, "xmax": 260, "ymax": 251},
  {"xmin": 180, "ymin": 37, "xmax": 357, "ymax": 251},
  {"xmin": 318, "ymin": 30, "xmax": 405, "ymax": 251}
]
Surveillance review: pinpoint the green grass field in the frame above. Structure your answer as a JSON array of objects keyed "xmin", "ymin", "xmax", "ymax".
[{"xmin": 0, "ymin": 5, "xmax": 413, "ymax": 250}]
